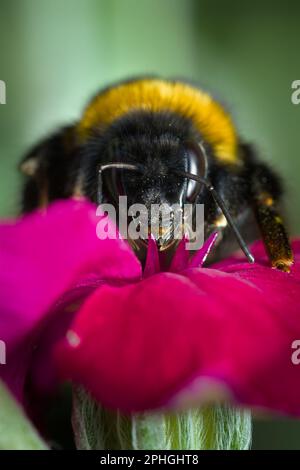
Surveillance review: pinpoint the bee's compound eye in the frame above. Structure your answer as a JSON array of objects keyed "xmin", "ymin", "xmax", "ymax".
[
  {"xmin": 99, "ymin": 164, "xmax": 144, "ymax": 205},
  {"xmin": 185, "ymin": 142, "xmax": 208, "ymax": 202}
]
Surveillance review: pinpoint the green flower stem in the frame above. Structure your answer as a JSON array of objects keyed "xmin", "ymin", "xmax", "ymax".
[
  {"xmin": 0, "ymin": 380, "xmax": 48, "ymax": 450},
  {"xmin": 72, "ymin": 386, "xmax": 251, "ymax": 450}
]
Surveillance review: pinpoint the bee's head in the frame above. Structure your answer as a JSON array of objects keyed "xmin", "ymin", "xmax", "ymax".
[{"xmin": 81, "ymin": 111, "xmax": 208, "ymax": 255}]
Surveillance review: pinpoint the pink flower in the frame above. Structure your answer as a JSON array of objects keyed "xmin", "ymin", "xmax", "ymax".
[
  {"xmin": 0, "ymin": 200, "xmax": 141, "ymax": 402},
  {"xmin": 1, "ymin": 199, "xmax": 300, "ymax": 418}
]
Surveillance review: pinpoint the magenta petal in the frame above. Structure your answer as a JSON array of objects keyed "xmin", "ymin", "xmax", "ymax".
[
  {"xmin": 55, "ymin": 274, "xmax": 215, "ymax": 411},
  {"xmin": 56, "ymin": 242, "xmax": 300, "ymax": 416},
  {"xmin": 188, "ymin": 232, "xmax": 219, "ymax": 268},
  {"xmin": 0, "ymin": 199, "xmax": 141, "ymax": 399},
  {"xmin": 177, "ymin": 266, "xmax": 300, "ymax": 415},
  {"xmin": 143, "ymin": 235, "xmax": 160, "ymax": 278}
]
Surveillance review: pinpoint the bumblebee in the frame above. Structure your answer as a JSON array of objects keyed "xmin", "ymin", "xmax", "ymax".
[{"xmin": 19, "ymin": 77, "xmax": 293, "ymax": 271}]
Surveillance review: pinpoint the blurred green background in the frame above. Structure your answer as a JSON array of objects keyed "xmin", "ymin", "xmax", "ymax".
[{"xmin": 0, "ymin": 0, "xmax": 300, "ymax": 449}]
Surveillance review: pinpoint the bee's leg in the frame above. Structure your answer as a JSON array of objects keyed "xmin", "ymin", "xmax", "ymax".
[
  {"xmin": 254, "ymin": 192, "xmax": 293, "ymax": 272},
  {"xmin": 20, "ymin": 169, "xmax": 49, "ymax": 212},
  {"xmin": 19, "ymin": 126, "xmax": 76, "ymax": 214},
  {"xmin": 238, "ymin": 144, "xmax": 293, "ymax": 271}
]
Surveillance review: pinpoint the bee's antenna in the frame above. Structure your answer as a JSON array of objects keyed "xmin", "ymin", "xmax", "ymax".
[
  {"xmin": 97, "ymin": 160, "xmax": 255, "ymax": 264},
  {"xmin": 207, "ymin": 184, "xmax": 255, "ymax": 263},
  {"xmin": 173, "ymin": 169, "xmax": 255, "ymax": 264}
]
